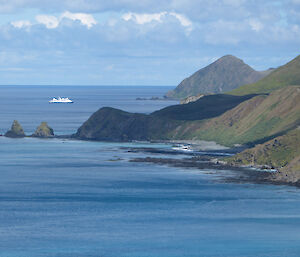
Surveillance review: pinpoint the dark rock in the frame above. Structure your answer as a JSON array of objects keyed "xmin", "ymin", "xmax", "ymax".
[
  {"xmin": 32, "ymin": 122, "xmax": 54, "ymax": 138},
  {"xmin": 5, "ymin": 120, "xmax": 26, "ymax": 138}
]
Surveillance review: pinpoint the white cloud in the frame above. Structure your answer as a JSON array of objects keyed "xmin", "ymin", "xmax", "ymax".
[
  {"xmin": 122, "ymin": 11, "xmax": 193, "ymax": 31},
  {"xmin": 11, "ymin": 20, "xmax": 31, "ymax": 29},
  {"xmin": 61, "ymin": 11, "xmax": 97, "ymax": 29},
  {"xmin": 34, "ymin": 11, "xmax": 97, "ymax": 29},
  {"xmin": 122, "ymin": 12, "xmax": 167, "ymax": 24},
  {"xmin": 170, "ymin": 12, "xmax": 192, "ymax": 27},
  {"xmin": 36, "ymin": 15, "xmax": 59, "ymax": 29}
]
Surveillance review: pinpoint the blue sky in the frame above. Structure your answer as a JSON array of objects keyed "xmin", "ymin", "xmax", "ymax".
[{"xmin": 0, "ymin": 0, "xmax": 299, "ymax": 85}]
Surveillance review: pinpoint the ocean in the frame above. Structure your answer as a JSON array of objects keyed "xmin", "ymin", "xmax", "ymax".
[{"xmin": 0, "ymin": 86, "xmax": 300, "ymax": 257}]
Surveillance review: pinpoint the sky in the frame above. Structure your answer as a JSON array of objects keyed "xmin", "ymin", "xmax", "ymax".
[{"xmin": 0, "ymin": 0, "xmax": 299, "ymax": 86}]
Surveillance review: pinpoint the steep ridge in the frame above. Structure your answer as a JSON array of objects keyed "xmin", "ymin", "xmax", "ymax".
[
  {"xmin": 173, "ymin": 86, "xmax": 300, "ymax": 146},
  {"xmin": 165, "ymin": 55, "xmax": 266, "ymax": 99},
  {"xmin": 230, "ymin": 55, "xmax": 300, "ymax": 95}
]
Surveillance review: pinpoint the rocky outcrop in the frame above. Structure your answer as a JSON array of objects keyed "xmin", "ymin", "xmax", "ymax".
[
  {"xmin": 5, "ymin": 120, "xmax": 26, "ymax": 138},
  {"xmin": 32, "ymin": 122, "xmax": 54, "ymax": 138},
  {"xmin": 180, "ymin": 94, "xmax": 204, "ymax": 104}
]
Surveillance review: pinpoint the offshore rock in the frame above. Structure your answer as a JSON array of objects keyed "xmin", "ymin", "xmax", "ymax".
[
  {"xmin": 5, "ymin": 120, "xmax": 26, "ymax": 138},
  {"xmin": 32, "ymin": 122, "xmax": 54, "ymax": 138}
]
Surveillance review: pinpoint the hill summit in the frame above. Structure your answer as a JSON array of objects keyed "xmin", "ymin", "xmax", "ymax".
[{"xmin": 165, "ymin": 55, "xmax": 267, "ymax": 99}]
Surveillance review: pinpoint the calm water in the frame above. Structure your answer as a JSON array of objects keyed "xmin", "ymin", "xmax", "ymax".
[
  {"xmin": 0, "ymin": 85, "xmax": 177, "ymax": 135},
  {"xmin": 1, "ymin": 86, "xmax": 300, "ymax": 257}
]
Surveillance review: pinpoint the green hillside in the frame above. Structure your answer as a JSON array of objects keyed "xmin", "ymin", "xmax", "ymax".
[
  {"xmin": 226, "ymin": 128, "xmax": 300, "ymax": 182},
  {"xmin": 230, "ymin": 55, "xmax": 300, "ymax": 95},
  {"xmin": 172, "ymin": 86, "xmax": 300, "ymax": 146}
]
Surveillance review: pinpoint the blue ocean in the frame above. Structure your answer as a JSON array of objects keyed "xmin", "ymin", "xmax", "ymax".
[{"xmin": 1, "ymin": 86, "xmax": 300, "ymax": 257}]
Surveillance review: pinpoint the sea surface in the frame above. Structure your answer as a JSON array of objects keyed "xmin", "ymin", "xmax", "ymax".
[{"xmin": 1, "ymin": 86, "xmax": 300, "ymax": 257}]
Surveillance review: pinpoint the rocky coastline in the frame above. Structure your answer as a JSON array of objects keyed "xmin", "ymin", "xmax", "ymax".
[
  {"xmin": 127, "ymin": 147, "xmax": 300, "ymax": 188},
  {"xmin": 2, "ymin": 120, "xmax": 299, "ymax": 188}
]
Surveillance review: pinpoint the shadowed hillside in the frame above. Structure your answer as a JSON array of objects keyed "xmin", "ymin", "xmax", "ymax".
[
  {"xmin": 75, "ymin": 107, "xmax": 182, "ymax": 141},
  {"xmin": 153, "ymin": 94, "xmax": 256, "ymax": 120}
]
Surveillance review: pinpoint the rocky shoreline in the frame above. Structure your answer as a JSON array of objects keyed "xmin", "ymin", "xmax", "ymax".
[
  {"xmin": 2, "ymin": 119, "xmax": 299, "ymax": 188},
  {"xmin": 126, "ymin": 146, "xmax": 300, "ymax": 188}
]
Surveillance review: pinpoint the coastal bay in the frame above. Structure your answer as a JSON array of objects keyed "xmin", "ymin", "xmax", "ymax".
[{"xmin": 1, "ymin": 86, "xmax": 300, "ymax": 256}]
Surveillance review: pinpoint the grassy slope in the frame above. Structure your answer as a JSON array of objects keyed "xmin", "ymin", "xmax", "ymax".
[
  {"xmin": 230, "ymin": 55, "xmax": 300, "ymax": 95},
  {"xmin": 170, "ymin": 86, "xmax": 300, "ymax": 146},
  {"xmin": 226, "ymin": 128, "xmax": 300, "ymax": 182}
]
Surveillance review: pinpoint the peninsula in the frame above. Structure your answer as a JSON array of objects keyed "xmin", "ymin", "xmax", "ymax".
[{"xmin": 73, "ymin": 54, "xmax": 300, "ymax": 185}]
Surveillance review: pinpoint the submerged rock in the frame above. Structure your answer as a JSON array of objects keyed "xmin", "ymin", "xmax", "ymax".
[
  {"xmin": 5, "ymin": 120, "xmax": 26, "ymax": 138},
  {"xmin": 32, "ymin": 122, "xmax": 54, "ymax": 138}
]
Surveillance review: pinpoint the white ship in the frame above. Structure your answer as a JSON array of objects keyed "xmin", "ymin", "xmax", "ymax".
[{"xmin": 49, "ymin": 97, "xmax": 73, "ymax": 103}]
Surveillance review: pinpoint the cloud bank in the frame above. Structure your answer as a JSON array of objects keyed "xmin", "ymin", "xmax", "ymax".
[{"xmin": 0, "ymin": 0, "xmax": 298, "ymax": 85}]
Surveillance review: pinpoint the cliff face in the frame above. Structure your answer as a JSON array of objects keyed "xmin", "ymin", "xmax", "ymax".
[
  {"xmin": 5, "ymin": 120, "xmax": 26, "ymax": 138},
  {"xmin": 166, "ymin": 55, "xmax": 266, "ymax": 99},
  {"xmin": 32, "ymin": 122, "xmax": 54, "ymax": 138}
]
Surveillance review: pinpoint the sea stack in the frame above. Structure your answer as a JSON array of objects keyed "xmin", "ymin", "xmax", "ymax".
[
  {"xmin": 5, "ymin": 120, "xmax": 26, "ymax": 138},
  {"xmin": 32, "ymin": 122, "xmax": 54, "ymax": 138}
]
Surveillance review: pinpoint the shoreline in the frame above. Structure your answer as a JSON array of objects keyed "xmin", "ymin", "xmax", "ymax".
[
  {"xmin": 3, "ymin": 135, "xmax": 299, "ymax": 188},
  {"xmin": 126, "ymin": 146, "xmax": 300, "ymax": 188}
]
